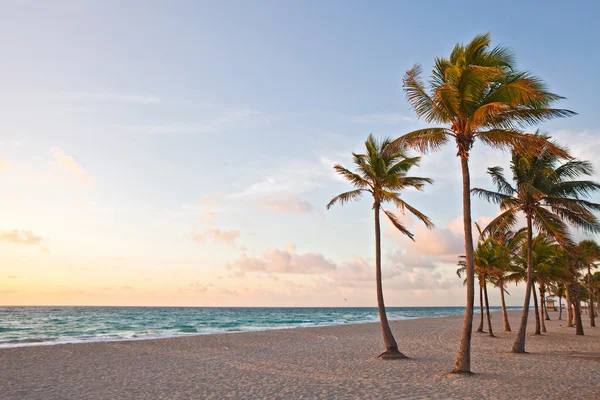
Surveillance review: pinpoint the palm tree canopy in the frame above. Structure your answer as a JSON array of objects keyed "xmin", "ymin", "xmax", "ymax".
[
  {"xmin": 511, "ymin": 234, "xmax": 564, "ymax": 284},
  {"xmin": 393, "ymin": 32, "xmax": 574, "ymax": 158},
  {"xmin": 473, "ymin": 138, "xmax": 600, "ymax": 245},
  {"xmin": 327, "ymin": 134, "xmax": 434, "ymax": 240},
  {"xmin": 457, "ymin": 226, "xmax": 524, "ymax": 287}
]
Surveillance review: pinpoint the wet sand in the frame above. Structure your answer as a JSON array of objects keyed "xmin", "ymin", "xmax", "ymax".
[{"xmin": 1, "ymin": 310, "xmax": 598, "ymax": 399}]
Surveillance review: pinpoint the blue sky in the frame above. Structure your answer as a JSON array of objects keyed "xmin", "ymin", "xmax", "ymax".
[{"xmin": 1, "ymin": 1, "xmax": 599, "ymax": 306}]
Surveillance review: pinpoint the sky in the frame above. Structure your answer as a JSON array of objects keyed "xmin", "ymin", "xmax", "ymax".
[{"xmin": 1, "ymin": 0, "xmax": 600, "ymax": 307}]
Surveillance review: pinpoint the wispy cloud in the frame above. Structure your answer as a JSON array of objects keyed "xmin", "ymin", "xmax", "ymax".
[
  {"xmin": 124, "ymin": 108, "xmax": 259, "ymax": 136},
  {"xmin": 56, "ymin": 92, "xmax": 162, "ymax": 105},
  {"xmin": 228, "ymin": 245, "xmax": 336, "ymax": 275},
  {"xmin": 51, "ymin": 146, "xmax": 93, "ymax": 184},
  {"xmin": 256, "ymin": 193, "xmax": 315, "ymax": 214},
  {"xmin": 192, "ymin": 228, "xmax": 240, "ymax": 246},
  {"xmin": 0, "ymin": 159, "xmax": 13, "ymax": 170},
  {"xmin": 234, "ymin": 156, "xmax": 337, "ymax": 198},
  {"xmin": 0, "ymin": 230, "xmax": 43, "ymax": 245},
  {"xmin": 350, "ymin": 112, "xmax": 415, "ymax": 125}
]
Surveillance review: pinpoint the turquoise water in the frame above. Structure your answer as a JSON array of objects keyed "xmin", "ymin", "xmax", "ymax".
[{"xmin": 0, "ymin": 306, "xmax": 511, "ymax": 348}]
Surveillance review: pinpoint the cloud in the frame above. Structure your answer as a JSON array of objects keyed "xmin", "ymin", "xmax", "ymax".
[
  {"xmin": 124, "ymin": 108, "xmax": 259, "ymax": 135},
  {"xmin": 0, "ymin": 159, "xmax": 12, "ymax": 170},
  {"xmin": 0, "ymin": 230, "xmax": 43, "ymax": 245},
  {"xmin": 58, "ymin": 92, "xmax": 162, "ymax": 105},
  {"xmin": 51, "ymin": 146, "xmax": 93, "ymax": 184},
  {"xmin": 199, "ymin": 211, "xmax": 216, "ymax": 224},
  {"xmin": 229, "ymin": 247, "xmax": 336, "ymax": 274},
  {"xmin": 256, "ymin": 193, "xmax": 315, "ymax": 214},
  {"xmin": 234, "ymin": 156, "xmax": 337, "ymax": 197},
  {"xmin": 350, "ymin": 112, "xmax": 415, "ymax": 125},
  {"xmin": 192, "ymin": 228, "xmax": 240, "ymax": 246},
  {"xmin": 385, "ymin": 215, "xmax": 494, "ymax": 269},
  {"xmin": 188, "ymin": 282, "xmax": 210, "ymax": 293}
]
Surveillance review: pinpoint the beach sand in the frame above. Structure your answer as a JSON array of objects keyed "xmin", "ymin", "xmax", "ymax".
[{"xmin": 1, "ymin": 310, "xmax": 598, "ymax": 399}]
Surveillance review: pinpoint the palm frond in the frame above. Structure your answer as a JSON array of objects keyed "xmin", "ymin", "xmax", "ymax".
[
  {"xmin": 383, "ymin": 209, "xmax": 415, "ymax": 241},
  {"xmin": 389, "ymin": 128, "xmax": 452, "ymax": 154},
  {"xmin": 326, "ymin": 189, "xmax": 365, "ymax": 209}
]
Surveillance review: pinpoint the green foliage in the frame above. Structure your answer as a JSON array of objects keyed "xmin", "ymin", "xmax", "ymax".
[
  {"xmin": 473, "ymin": 138, "xmax": 600, "ymax": 245},
  {"xmin": 394, "ymin": 32, "xmax": 574, "ymax": 158},
  {"xmin": 327, "ymin": 134, "xmax": 433, "ymax": 239}
]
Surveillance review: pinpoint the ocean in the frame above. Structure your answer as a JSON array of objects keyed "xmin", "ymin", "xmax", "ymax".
[{"xmin": 0, "ymin": 306, "xmax": 512, "ymax": 348}]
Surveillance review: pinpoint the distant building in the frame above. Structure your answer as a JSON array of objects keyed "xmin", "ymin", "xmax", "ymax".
[{"xmin": 546, "ymin": 298, "xmax": 557, "ymax": 311}]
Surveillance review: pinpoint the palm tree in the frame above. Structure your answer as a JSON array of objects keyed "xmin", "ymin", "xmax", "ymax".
[
  {"xmin": 473, "ymin": 142, "xmax": 600, "ymax": 352},
  {"xmin": 555, "ymin": 244, "xmax": 592, "ymax": 335},
  {"xmin": 487, "ymin": 228, "xmax": 526, "ymax": 332},
  {"xmin": 578, "ymin": 240, "xmax": 600, "ymax": 327},
  {"xmin": 549, "ymin": 282, "xmax": 566, "ymax": 320},
  {"xmin": 457, "ymin": 236, "xmax": 497, "ymax": 337},
  {"xmin": 457, "ymin": 222, "xmax": 503, "ymax": 336},
  {"xmin": 511, "ymin": 234, "xmax": 560, "ymax": 334},
  {"xmin": 392, "ymin": 33, "xmax": 573, "ymax": 373},
  {"xmin": 327, "ymin": 134, "xmax": 434, "ymax": 359}
]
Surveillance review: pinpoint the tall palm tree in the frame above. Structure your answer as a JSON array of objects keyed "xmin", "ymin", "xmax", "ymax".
[
  {"xmin": 473, "ymin": 143, "xmax": 600, "ymax": 352},
  {"xmin": 392, "ymin": 33, "xmax": 573, "ymax": 373},
  {"xmin": 327, "ymin": 134, "xmax": 434, "ymax": 359}
]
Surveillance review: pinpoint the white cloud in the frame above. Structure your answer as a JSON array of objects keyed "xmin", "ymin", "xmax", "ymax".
[
  {"xmin": 350, "ymin": 112, "xmax": 415, "ymax": 125},
  {"xmin": 234, "ymin": 156, "xmax": 337, "ymax": 197},
  {"xmin": 198, "ymin": 211, "xmax": 216, "ymax": 225},
  {"xmin": 0, "ymin": 159, "xmax": 13, "ymax": 170},
  {"xmin": 256, "ymin": 193, "xmax": 315, "ymax": 214},
  {"xmin": 124, "ymin": 108, "xmax": 259, "ymax": 136},
  {"xmin": 229, "ymin": 247, "xmax": 336, "ymax": 274},
  {"xmin": 57, "ymin": 92, "xmax": 162, "ymax": 105},
  {"xmin": 192, "ymin": 228, "xmax": 240, "ymax": 246},
  {"xmin": 51, "ymin": 146, "xmax": 93, "ymax": 184}
]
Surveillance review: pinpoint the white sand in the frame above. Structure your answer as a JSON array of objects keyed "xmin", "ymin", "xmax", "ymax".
[{"xmin": 1, "ymin": 310, "xmax": 598, "ymax": 399}]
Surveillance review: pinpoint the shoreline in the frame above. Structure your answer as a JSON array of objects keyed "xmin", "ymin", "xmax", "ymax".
[
  {"xmin": 0, "ymin": 307, "xmax": 516, "ymax": 350},
  {"xmin": 2, "ymin": 310, "xmax": 598, "ymax": 399},
  {"xmin": 0, "ymin": 308, "xmax": 494, "ymax": 350}
]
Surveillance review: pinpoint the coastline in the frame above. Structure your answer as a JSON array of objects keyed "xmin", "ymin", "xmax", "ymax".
[
  {"xmin": 1, "ymin": 310, "xmax": 598, "ymax": 399},
  {"xmin": 1, "ymin": 306, "xmax": 511, "ymax": 349}
]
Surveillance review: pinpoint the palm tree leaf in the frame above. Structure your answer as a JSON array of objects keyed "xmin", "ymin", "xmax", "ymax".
[
  {"xmin": 403, "ymin": 64, "xmax": 441, "ymax": 123},
  {"xmin": 388, "ymin": 195, "xmax": 435, "ymax": 229},
  {"xmin": 471, "ymin": 188, "xmax": 511, "ymax": 204},
  {"xmin": 487, "ymin": 166, "xmax": 516, "ymax": 195},
  {"xmin": 326, "ymin": 189, "xmax": 365, "ymax": 209},
  {"xmin": 480, "ymin": 210, "xmax": 519, "ymax": 237},
  {"xmin": 383, "ymin": 209, "xmax": 415, "ymax": 241},
  {"xmin": 333, "ymin": 164, "xmax": 370, "ymax": 189},
  {"xmin": 389, "ymin": 128, "xmax": 452, "ymax": 154}
]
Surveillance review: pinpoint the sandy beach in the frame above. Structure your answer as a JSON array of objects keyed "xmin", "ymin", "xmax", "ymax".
[{"xmin": 1, "ymin": 310, "xmax": 598, "ymax": 399}]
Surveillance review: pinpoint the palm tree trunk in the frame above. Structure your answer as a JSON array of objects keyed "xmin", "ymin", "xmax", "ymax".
[
  {"xmin": 374, "ymin": 203, "xmax": 405, "ymax": 359},
  {"xmin": 558, "ymin": 295, "xmax": 562, "ymax": 320},
  {"xmin": 500, "ymin": 284, "xmax": 511, "ymax": 332},
  {"xmin": 539, "ymin": 286, "xmax": 547, "ymax": 333},
  {"xmin": 483, "ymin": 280, "xmax": 494, "ymax": 337},
  {"xmin": 532, "ymin": 282, "xmax": 541, "ymax": 335},
  {"xmin": 452, "ymin": 154, "xmax": 475, "ymax": 374},
  {"xmin": 588, "ymin": 267, "xmax": 596, "ymax": 327},
  {"xmin": 568, "ymin": 283, "xmax": 584, "ymax": 336},
  {"xmin": 512, "ymin": 214, "xmax": 534, "ymax": 353},
  {"xmin": 477, "ymin": 283, "xmax": 484, "ymax": 333},
  {"xmin": 566, "ymin": 289, "xmax": 574, "ymax": 327}
]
